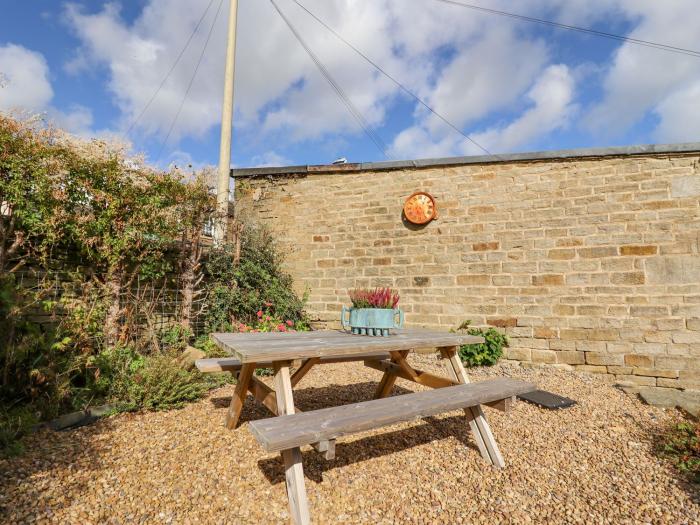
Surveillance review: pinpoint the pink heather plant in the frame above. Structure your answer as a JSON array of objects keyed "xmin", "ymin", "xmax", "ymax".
[{"xmin": 348, "ymin": 287, "xmax": 400, "ymax": 309}]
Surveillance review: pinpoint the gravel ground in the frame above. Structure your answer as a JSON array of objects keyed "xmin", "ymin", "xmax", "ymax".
[{"xmin": 2, "ymin": 357, "xmax": 698, "ymax": 524}]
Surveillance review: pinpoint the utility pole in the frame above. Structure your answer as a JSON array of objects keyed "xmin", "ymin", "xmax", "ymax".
[{"xmin": 214, "ymin": 0, "xmax": 239, "ymax": 246}]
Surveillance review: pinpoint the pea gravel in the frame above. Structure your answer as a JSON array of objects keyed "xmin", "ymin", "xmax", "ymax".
[{"xmin": 2, "ymin": 357, "xmax": 698, "ymax": 524}]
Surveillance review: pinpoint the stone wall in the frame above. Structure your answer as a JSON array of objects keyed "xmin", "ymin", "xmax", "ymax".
[{"xmin": 233, "ymin": 145, "xmax": 700, "ymax": 392}]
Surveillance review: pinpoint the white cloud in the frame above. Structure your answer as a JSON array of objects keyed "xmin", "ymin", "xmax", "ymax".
[
  {"xmin": 0, "ymin": 44, "xmax": 54, "ymax": 111},
  {"xmin": 0, "ymin": 42, "xmax": 98, "ymax": 138},
  {"xmin": 584, "ymin": 0, "xmax": 700, "ymax": 140},
  {"xmin": 60, "ymin": 0, "xmax": 700, "ymax": 162}
]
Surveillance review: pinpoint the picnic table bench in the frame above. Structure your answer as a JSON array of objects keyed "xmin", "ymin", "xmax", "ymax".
[{"xmin": 202, "ymin": 329, "xmax": 536, "ymax": 524}]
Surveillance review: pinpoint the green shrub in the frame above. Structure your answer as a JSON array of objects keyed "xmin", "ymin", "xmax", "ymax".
[
  {"xmin": 661, "ymin": 420, "xmax": 700, "ymax": 484},
  {"xmin": 454, "ymin": 320, "xmax": 508, "ymax": 367},
  {"xmin": 204, "ymin": 224, "xmax": 308, "ymax": 331},
  {"xmin": 126, "ymin": 354, "xmax": 211, "ymax": 411},
  {"xmin": 0, "ymin": 405, "xmax": 38, "ymax": 458}
]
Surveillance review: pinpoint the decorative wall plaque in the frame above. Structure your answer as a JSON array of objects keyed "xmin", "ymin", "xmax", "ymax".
[{"xmin": 403, "ymin": 191, "xmax": 437, "ymax": 224}]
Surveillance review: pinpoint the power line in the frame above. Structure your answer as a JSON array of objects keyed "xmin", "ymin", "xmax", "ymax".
[
  {"xmin": 157, "ymin": 0, "xmax": 225, "ymax": 161},
  {"xmin": 289, "ymin": 0, "xmax": 493, "ymax": 157},
  {"xmin": 430, "ymin": 0, "xmax": 700, "ymax": 59},
  {"xmin": 125, "ymin": 0, "xmax": 217, "ymax": 136},
  {"xmin": 269, "ymin": 0, "xmax": 392, "ymax": 159}
]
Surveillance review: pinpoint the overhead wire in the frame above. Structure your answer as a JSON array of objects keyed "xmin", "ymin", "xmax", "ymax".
[
  {"xmin": 125, "ymin": 0, "xmax": 217, "ymax": 137},
  {"xmin": 157, "ymin": 0, "xmax": 225, "ymax": 161},
  {"xmin": 430, "ymin": 0, "xmax": 700, "ymax": 59},
  {"xmin": 269, "ymin": 0, "xmax": 392, "ymax": 159},
  {"xmin": 289, "ymin": 0, "xmax": 494, "ymax": 157}
]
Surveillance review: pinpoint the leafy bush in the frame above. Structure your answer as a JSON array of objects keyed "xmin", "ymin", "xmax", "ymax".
[
  {"xmin": 454, "ymin": 320, "xmax": 508, "ymax": 367},
  {"xmin": 89, "ymin": 346, "xmax": 215, "ymax": 412},
  {"xmin": 661, "ymin": 420, "xmax": 700, "ymax": 484},
  {"xmin": 204, "ymin": 224, "xmax": 308, "ymax": 331}
]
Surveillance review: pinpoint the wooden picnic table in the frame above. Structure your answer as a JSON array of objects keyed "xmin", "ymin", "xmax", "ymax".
[
  {"xmin": 209, "ymin": 328, "xmax": 526, "ymax": 524},
  {"xmin": 210, "ymin": 329, "xmax": 502, "ymax": 458}
]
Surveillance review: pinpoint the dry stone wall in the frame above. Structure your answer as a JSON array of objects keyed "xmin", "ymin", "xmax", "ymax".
[{"xmin": 234, "ymin": 148, "xmax": 700, "ymax": 392}]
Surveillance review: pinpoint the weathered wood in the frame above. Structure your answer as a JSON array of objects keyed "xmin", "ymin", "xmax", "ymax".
[
  {"xmin": 364, "ymin": 359, "xmax": 457, "ymax": 389},
  {"xmin": 249, "ymin": 378, "xmax": 536, "ymax": 453},
  {"xmin": 373, "ymin": 350, "xmax": 408, "ymax": 399},
  {"xmin": 290, "ymin": 358, "xmax": 319, "ymax": 387},
  {"xmin": 196, "ymin": 352, "xmax": 391, "ymax": 374},
  {"xmin": 211, "ymin": 330, "xmax": 483, "ymax": 363},
  {"xmin": 225, "ymin": 363, "xmax": 254, "ymax": 429},
  {"xmin": 248, "ymin": 375, "xmax": 278, "ymax": 415},
  {"xmin": 273, "ymin": 363, "xmax": 311, "ymax": 525},
  {"xmin": 439, "ymin": 346, "xmax": 505, "ymax": 468},
  {"xmin": 364, "ymin": 359, "xmax": 517, "ymax": 412}
]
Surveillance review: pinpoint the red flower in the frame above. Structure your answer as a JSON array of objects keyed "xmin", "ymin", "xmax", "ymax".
[
  {"xmin": 277, "ymin": 324, "xmax": 287, "ymax": 332},
  {"xmin": 257, "ymin": 310, "xmax": 263, "ymax": 318},
  {"xmin": 286, "ymin": 320, "xmax": 293, "ymax": 326}
]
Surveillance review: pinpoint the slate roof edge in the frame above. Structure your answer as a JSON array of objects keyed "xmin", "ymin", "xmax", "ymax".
[{"xmin": 230, "ymin": 142, "xmax": 700, "ymax": 178}]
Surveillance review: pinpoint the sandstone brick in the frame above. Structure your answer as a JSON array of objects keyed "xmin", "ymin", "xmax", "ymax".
[
  {"xmin": 615, "ymin": 375, "xmax": 657, "ymax": 387},
  {"xmin": 646, "ymin": 255, "xmax": 700, "ymax": 285},
  {"xmin": 689, "ymin": 318, "xmax": 700, "ymax": 331},
  {"xmin": 633, "ymin": 368, "xmax": 679, "ymax": 379},
  {"xmin": 607, "ymin": 366, "xmax": 633, "ymax": 375},
  {"xmin": 588, "ymin": 329, "xmax": 620, "ymax": 341},
  {"xmin": 548, "ymin": 249, "xmax": 575, "ymax": 260},
  {"xmin": 630, "ymin": 306, "xmax": 669, "ymax": 317},
  {"xmin": 624, "ymin": 354, "xmax": 653, "ymax": 368},
  {"xmin": 655, "ymin": 356, "xmax": 692, "ymax": 370},
  {"xmin": 531, "ymin": 349, "xmax": 557, "ymax": 364},
  {"xmin": 656, "ymin": 318, "xmax": 686, "ymax": 331},
  {"xmin": 585, "ymin": 352, "xmax": 624, "ymax": 366},
  {"xmin": 372, "ymin": 257, "xmax": 392, "ymax": 266},
  {"xmin": 672, "ymin": 332, "xmax": 700, "ymax": 344},
  {"xmin": 620, "ymin": 245, "xmax": 658, "ymax": 256},
  {"xmin": 534, "ymin": 327, "xmax": 557, "ymax": 338},
  {"xmin": 312, "ymin": 235, "xmax": 330, "ymax": 242},
  {"xmin": 473, "ymin": 242, "xmax": 499, "ymax": 251},
  {"xmin": 610, "ymin": 271, "xmax": 645, "ymax": 285},
  {"xmin": 532, "ymin": 274, "xmax": 564, "ymax": 286},
  {"xmin": 470, "ymin": 205, "xmax": 495, "ymax": 214},
  {"xmin": 560, "ymin": 329, "xmax": 589, "ymax": 341},
  {"xmin": 553, "ymin": 305, "xmax": 575, "ymax": 316},
  {"xmin": 578, "ymin": 246, "xmax": 618, "ymax": 258},
  {"xmin": 575, "ymin": 365, "xmax": 607, "ymax": 374},
  {"xmin": 555, "ymin": 351, "xmax": 585, "ymax": 365},
  {"xmin": 317, "ymin": 259, "xmax": 335, "ymax": 268},
  {"xmin": 504, "ymin": 348, "xmax": 531, "ymax": 361},
  {"xmin": 487, "ymin": 318, "xmax": 517, "ymax": 328},
  {"xmin": 456, "ymin": 274, "xmax": 490, "ymax": 285}
]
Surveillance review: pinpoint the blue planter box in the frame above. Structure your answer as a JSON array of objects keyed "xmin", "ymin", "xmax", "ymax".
[{"xmin": 341, "ymin": 307, "xmax": 404, "ymax": 336}]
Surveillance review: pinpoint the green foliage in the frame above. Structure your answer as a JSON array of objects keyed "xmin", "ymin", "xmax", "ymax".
[
  {"xmin": 661, "ymin": 420, "xmax": 700, "ymax": 484},
  {"xmin": 0, "ymin": 404, "xmax": 38, "ymax": 458},
  {"xmin": 203, "ymin": 224, "xmax": 308, "ymax": 331},
  {"xmin": 454, "ymin": 320, "xmax": 508, "ymax": 367},
  {"xmin": 0, "ymin": 114, "xmax": 309, "ymax": 455},
  {"xmin": 89, "ymin": 346, "xmax": 213, "ymax": 412}
]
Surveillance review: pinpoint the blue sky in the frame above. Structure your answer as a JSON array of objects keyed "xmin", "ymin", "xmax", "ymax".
[{"xmin": 1, "ymin": 0, "xmax": 699, "ymax": 169}]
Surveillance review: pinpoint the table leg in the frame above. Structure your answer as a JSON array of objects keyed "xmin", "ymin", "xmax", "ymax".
[
  {"xmin": 274, "ymin": 362, "xmax": 311, "ymax": 525},
  {"xmin": 225, "ymin": 363, "xmax": 255, "ymax": 429},
  {"xmin": 439, "ymin": 346, "xmax": 505, "ymax": 468},
  {"xmin": 290, "ymin": 357, "xmax": 319, "ymax": 388},
  {"xmin": 373, "ymin": 350, "xmax": 409, "ymax": 399}
]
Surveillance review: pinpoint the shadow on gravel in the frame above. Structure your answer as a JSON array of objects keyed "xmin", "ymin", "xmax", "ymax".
[
  {"xmin": 250, "ymin": 381, "xmax": 479, "ymax": 485},
  {"xmin": 257, "ymin": 414, "xmax": 477, "ymax": 484},
  {"xmin": 0, "ymin": 416, "xmax": 116, "ymax": 523}
]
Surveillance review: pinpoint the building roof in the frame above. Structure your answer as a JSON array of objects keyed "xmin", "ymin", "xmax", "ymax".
[{"xmin": 230, "ymin": 142, "xmax": 700, "ymax": 179}]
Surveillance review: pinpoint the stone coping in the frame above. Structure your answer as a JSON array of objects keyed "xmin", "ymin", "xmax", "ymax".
[{"xmin": 231, "ymin": 142, "xmax": 700, "ymax": 179}]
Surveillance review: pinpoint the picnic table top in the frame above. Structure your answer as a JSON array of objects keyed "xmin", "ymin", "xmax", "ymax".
[{"xmin": 211, "ymin": 329, "xmax": 484, "ymax": 363}]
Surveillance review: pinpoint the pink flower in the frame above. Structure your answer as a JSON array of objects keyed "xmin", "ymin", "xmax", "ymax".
[
  {"xmin": 286, "ymin": 320, "xmax": 293, "ymax": 327},
  {"xmin": 257, "ymin": 310, "xmax": 263, "ymax": 318},
  {"xmin": 277, "ymin": 324, "xmax": 287, "ymax": 332},
  {"xmin": 265, "ymin": 315, "xmax": 271, "ymax": 321}
]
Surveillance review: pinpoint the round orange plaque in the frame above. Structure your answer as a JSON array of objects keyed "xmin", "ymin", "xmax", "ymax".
[{"xmin": 403, "ymin": 191, "xmax": 437, "ymax": 225}]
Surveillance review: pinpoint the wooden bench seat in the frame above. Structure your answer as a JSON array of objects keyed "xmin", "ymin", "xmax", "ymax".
[
  {"xmin": 249, "ymin": 377, "xmax": 534, "ymax": 453},
  {"xmin": 249, "ymin": 378, "xmax": 535, "ymax": 524},
  {"xmin": 195, "ymin": 352, "xmax": 392, "ymax": 373}
]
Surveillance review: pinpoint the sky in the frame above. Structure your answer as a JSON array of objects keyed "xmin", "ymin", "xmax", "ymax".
[{"xmin": 1, "ymin": 0, "xmax": 700, "ymax": 170}]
